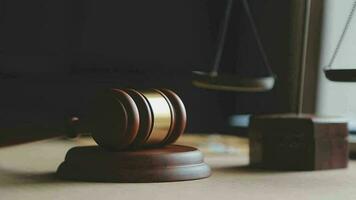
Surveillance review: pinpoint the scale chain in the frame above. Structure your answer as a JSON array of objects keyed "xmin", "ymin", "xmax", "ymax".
[{"xmin": 327, "ymin": 0, "xmax": 356, "ymax": 69}]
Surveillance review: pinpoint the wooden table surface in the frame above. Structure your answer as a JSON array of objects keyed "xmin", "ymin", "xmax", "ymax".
[{"xmin": 1, "ymin": 134, "xmax": 356, "ymax": 200}]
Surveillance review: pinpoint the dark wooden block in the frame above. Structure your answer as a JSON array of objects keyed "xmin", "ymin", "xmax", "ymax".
[
  {"xmin": 57, "ymin": 145, "xmax": 211, "ymax": 182},
  {"xmin": 249, "ymin": 114, "xmax": 348, "ymax": 170}
]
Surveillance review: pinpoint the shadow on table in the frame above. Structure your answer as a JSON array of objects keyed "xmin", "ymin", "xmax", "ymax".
[
  {"xmin": 212, "ymin": 165, "xmax": 300, "ymax": 175},
  {"xmin": 0, "ymin": 166, "xmax": 69, "ymax": 187},
  {"xmin": 0, "ymin": 164, "xmax": 299, "ymax": 187}
]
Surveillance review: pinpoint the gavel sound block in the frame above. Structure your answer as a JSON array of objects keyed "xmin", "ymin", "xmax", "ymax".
[
  {"xmin": 249, "ymin": 114, "xmax": 348, "ymax": 171},
  {"xmin": 57, "ymin": 89, "xmax": 211, "ymax": 182}
]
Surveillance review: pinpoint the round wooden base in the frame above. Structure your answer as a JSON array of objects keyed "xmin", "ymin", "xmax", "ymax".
[{"xmin": 57, "ymin": 145, "xmax": 211, "ymax": 182}]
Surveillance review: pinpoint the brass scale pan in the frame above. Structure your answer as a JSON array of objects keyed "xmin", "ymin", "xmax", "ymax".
[
  {"xmin": 192, "ymin": 0, "xmax": 276, "ymax": 92},
  {"xmin": 324, "ymin": 69, "xmax": 356, "ymax": 82},
  {"xmin": 323, "ymin": 1, "xmax": 356, "ymax": 82}
]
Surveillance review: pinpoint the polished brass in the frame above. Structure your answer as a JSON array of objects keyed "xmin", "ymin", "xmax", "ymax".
[{"xmin": 142, "ymin": 90, "xmax": 172, "ymax": 145}]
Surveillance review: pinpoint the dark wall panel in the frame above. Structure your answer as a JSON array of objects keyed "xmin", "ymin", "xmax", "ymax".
[{"xmin": 0, "ymin": 0, "xmax": 305, "ymax": 134}]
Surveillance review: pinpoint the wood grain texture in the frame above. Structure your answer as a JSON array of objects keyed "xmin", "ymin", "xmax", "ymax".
[
  {"xmin": 89, "ymin": 89, "xmax": 140, "ymax": 150},
  {"xmin": 3, "ymin": 135, "xmax": 356, "ymax": 200},
  {"xmin": 159, "ymin": 89, "xmax": 187, "ymax": 145},
  {"xmin": 249, "ymin": 114, "xmax": 348, "ymax": 170},
  {"xmin": 57, "ymin": 145, "xmax": 211, "ymax": 182}
]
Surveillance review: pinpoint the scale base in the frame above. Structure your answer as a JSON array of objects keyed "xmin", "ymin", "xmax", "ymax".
[{"xmin": 249, "ymin": 114, "xmax": 348, "ymax": 171}]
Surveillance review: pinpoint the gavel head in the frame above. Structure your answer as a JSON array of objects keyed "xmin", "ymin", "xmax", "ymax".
[{"xmin": 88, "ymin": 89, "xmax": 186, "ymax": 150}]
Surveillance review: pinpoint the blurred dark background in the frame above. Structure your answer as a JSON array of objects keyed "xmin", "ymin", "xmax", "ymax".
[{"xmin": 0, "ymin": 0, "xmax": 307, "ymax": 134}]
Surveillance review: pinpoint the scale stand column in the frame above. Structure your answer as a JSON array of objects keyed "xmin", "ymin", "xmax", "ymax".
[{"xmin": 248, "ymin": 0, "xmax": 349, "ymax": 171}]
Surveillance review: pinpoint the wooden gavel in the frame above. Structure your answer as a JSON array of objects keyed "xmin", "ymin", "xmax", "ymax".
[
  {"xmin": 0, "ymin": 89, "xmax": 210, "ymax": 182},
  {"xmin": 89, "ymin": 88, "xmax": 186, "ymax": 150},
  {"xmin": 0, "ymin": 89, "xmax": 187, "ymax": 150}
]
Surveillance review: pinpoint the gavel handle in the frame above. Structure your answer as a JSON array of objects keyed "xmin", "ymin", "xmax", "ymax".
[
  {"xmin": 0, "ymin": 131, "xmax": 63, "ymax": 147},
  {"xmin": 0, "ymin": 118, "xmax": 80, "ymax": 147}
]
